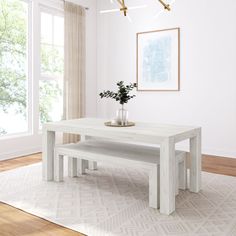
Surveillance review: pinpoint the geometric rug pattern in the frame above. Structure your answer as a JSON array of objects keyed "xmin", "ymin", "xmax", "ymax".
[{"xmin": 0, "ymin": 163, "xmax": 236, "ymax": 236}]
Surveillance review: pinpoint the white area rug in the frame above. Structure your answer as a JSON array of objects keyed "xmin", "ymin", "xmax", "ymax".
[{"xmin": 0, "ymin": 163, "xmax": 236, "ymax": 236}]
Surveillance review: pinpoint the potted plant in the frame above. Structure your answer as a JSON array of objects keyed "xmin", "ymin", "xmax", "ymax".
[{"xmin": 99, "ymin": 81, "xmax": 137, "ymax": 126}]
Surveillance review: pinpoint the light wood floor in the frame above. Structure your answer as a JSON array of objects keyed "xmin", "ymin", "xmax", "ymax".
[
  {"xmin": 202, "ymin": 154, "xmax": 236, "ymax": 177},
  {"xmin": 0, "ymin": 153, "xmax": 84, "ymax": 236},
  {"xmin": 0, "ymin": 153, "xmax": 235, "ymax": 236}
]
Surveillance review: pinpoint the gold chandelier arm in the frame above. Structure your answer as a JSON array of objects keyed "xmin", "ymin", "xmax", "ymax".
[
  {"xmin": 108, "ymin": 0, "xmax": 170, "ymax": 17},
  {"xmin": 116, "ymin": 0, "xmax": 124, "ymax": 7},
  {"xmin": 117, "ymin": 0, "xmax": 127, "ymax": 16},
  {"xmin": 158, "ymin": 0, "xmax": 171, "ymax": 11}
]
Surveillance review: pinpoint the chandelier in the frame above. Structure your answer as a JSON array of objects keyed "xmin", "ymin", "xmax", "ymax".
[{"xmin": 100, "ymin": 0, "xmax": 171, "ymax": 17}]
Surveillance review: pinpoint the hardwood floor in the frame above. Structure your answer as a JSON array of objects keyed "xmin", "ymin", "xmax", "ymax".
[
  {"xmin": 0, "ymin": 153, "xmax": 84, "ymax": 236},
  {"xmin": 0, "ymin": 203, "xmax": 85, "ymax": 236},
  {"xmin": 0, "ymin": 153, "xmax": 42, "ymax": 172},
  {"xmin": 202, "ymin": 154, "xmax": 236, "ymax": 177},
  {"xmin": 0, "ymin": 152, "xmax": 235, "ymax": 236}
]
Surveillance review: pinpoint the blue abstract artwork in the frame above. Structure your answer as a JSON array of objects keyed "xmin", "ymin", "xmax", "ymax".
[
  {"xmin": 137, "ymin": 28, "xmax": 179, "ymax": 91},
  {"xmin": 142, "ymin": 36, "xmax": 171, "ymax": 83}
]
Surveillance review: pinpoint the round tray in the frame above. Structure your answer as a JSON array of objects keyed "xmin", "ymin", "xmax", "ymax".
[{"xmin": 104, "ymin": 121, "xmax": 135, "ymax": 127}]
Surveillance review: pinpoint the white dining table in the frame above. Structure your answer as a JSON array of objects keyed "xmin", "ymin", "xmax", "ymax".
[{"xmin": 42, "ymin": 118, "xmax": 201, "ymax": 215}]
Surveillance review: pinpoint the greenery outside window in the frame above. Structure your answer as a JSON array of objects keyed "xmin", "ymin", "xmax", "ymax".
[
  {"xmin": 0, "ymin": 0, "xmax": 64, "ymax": 137},
  {"xmin": 39, "ymin": 10, "xmax": 64, "ymax": 128},
  {"xmin": 0, "ymin": 0, "xmax": 28, "ymax": 136}
]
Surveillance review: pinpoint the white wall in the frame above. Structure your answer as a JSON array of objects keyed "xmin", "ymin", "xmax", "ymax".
[{"xmin": 96, "ymin": 0, "xmax": 236, "ymax": 157}]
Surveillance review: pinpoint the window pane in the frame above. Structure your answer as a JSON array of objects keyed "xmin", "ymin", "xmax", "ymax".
[
  {"xmin": 54, "ymin": 16, "xmax": 64, "ymax": 46},
  {"xmin": 0, "ymin": 0, "xmax": 28, "ymax": 136},
  {"xmin": 41, "ymin": 12, "xmax": 52, "ymax": 44},
  {"xmin": 40, "ymin": 10, "xmax": 64, "ymax": 129},
  {"xmin": 39, "ymin": 80, "xmax": 63, "ymax": 128},
  {"xmin": 41, "ymin": 44, "xmax": 63, "ymax": 77}
]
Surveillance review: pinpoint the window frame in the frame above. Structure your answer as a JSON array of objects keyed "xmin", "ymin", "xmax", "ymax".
[
  {"xmin": 0, "ymin": 0, "xmax": 32, "ymax": 139},
  {"xmin": 39, "ymin": 5, "xmax": 64, "ymax": 81},
  {"xmin": 0, "ymin": 0, "xmax": 64, "ymax": 138},
  {"xmin": 0, "ymin": 0, "xmax": 64, "ymax": 160},
  {"xmin": 38, "ymin": 4, "xmax": 64, "ymax": 130}
]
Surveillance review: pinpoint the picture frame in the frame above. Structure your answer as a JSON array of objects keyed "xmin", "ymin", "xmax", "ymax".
[{"xmin": 136, "ymin": 28, "xmax": 180, "ymax": 91}]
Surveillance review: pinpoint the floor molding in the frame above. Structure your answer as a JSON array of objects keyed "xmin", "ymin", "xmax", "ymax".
[{"xmin": 0, "ymin": 146, "xmax": 42, "ymax": 161}]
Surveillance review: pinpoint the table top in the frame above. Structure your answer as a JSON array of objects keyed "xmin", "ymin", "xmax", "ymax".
[{"xmin": 44, "ymin": 118, "xmax": 200, "ymax": 143}]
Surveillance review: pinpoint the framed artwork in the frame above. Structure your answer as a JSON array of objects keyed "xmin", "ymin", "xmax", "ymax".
[{"xmin": 136, "ymin": 28, "xmax": 180, "ymax": 91}]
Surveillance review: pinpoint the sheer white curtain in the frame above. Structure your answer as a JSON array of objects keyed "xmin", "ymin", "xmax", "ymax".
[{"xmin": 63, "ymin": 1, "xmax": 86, "ymax": 143}]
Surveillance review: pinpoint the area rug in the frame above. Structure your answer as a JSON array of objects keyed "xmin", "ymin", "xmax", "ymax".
[{"xmin": 0, "ymin": 163, "xmax": 236, "ymax": 236}]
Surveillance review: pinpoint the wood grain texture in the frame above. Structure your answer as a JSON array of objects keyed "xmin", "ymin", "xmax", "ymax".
[
  {"xmin": 149, "ymin": 165, "xmax": 160, "ymax": 209},
  {"xmin": 42, "ymin": 130, "xmax": 55, "ymax": 181},
  {"xmin": 44, "ymin": 118, "xmax": 199, "ymax": 143},
  {"xmin": 202, "ymin": 154, "xmax": 236, "ymax": 177},
  {"xmin": 189, "ymin": 129, "xmax": 201, "ymax": 192},
  {"xmin": 43, "ymin": 118, "xmax": 201, "ymax": 215},
  {"xmin": 0, "ymin": 153, "xmax": 41, "ymax": 172},
  {"xmin": 54, "ymin": 140, "xmax": 186, "ymax": 209},
  {"xmin": 0, "ymin": 203, "xmax": 85, "ymax": 236},
  {"xmin": 160, "ymin": 137, "xmax": 176, "ymax": 214}
]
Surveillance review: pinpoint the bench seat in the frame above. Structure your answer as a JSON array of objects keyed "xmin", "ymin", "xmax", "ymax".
[{"xmin": 54, "ymin": 140, "xmax": 187, "ymax": 209}]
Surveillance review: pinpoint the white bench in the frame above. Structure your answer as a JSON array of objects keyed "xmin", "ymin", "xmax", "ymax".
[{"xmin": 54, "ymin": 140, "xmax": 187, "ymax": 209}]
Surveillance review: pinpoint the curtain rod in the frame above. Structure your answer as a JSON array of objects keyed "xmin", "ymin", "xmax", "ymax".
[{"xmin": 62, "ymin": 0, "xmax": 89, "ymax": 10}]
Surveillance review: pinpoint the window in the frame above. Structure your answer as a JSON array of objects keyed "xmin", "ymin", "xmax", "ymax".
[
  {"xmin": 0, "ymin": 0, "xmax": 29, "ymax": 136},
  {"xmin": 0, "ymin": 1, "xmax": 64, "ymax": 135},
  {"xmin": 0, "ymin": 0, "xmax": 64, "ymax": 159},
  {"xmin": 39, "ymin": 9, "xmax": 64, "ymax": 128}
]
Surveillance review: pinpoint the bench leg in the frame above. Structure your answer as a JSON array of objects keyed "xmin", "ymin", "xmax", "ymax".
[
  {"xmin": 81, "ymin": 135, "xmax": 97, "ymax": 171},
  {"xmin": 54, "ymin": 154, "xmax": 64, "ymax": 182},
  {"xmin": 149, "ymin": 165, "xmax": 160, "ymax": 209},
  {"xmin": 179, "ymin": 154, "xmax": 187, "ymax": 190},
  {"xmin": 68, "ymin": 157, "xmax": 77, "ymax": 177},
  {"xmin": 88, "ymin": 161, "xmax": 97, "ymax": 170},
  {"xmin": 77, "ymin": 159, "xmax": 88, "ymax": 175}
]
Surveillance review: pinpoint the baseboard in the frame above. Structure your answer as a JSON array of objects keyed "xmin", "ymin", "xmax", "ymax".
[{"xmin": 0, "ymin": 147, "xmax": 42, "ymax": 161}]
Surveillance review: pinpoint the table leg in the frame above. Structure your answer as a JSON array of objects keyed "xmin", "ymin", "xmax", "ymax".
[
  {"xmin": 42, "ymin": 129, "xmax": 55, "ymax": 181},
  {"xmin": 149, "ymin": 165, "xmax": 160, "ymax": 209},
  {"xmin": 77, "ymin": 135, "xmax": 89, "ymax": 173},
  {"xmin": 160, "ymin": 137, "xmax": 176, "ymax": 215},
  {"xmin": 82, "ymin": 135, "xmax": 97, "ymax": 170},
  {"xmin": 190, "ymin": 129, "xmax": 201, "ymax": 192}
]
